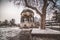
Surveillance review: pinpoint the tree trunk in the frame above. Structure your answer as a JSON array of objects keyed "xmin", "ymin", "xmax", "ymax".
[
  {"xmin": 41, "ymin": 14, "xmax": 46, "ymax": 29},
  {"xmin": 40, "ymin": 0, "xmax": 47, "ymax": 29}
]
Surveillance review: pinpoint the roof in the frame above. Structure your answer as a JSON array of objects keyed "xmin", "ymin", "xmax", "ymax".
[{"xmin": 21, "ymin": 9, "xmax": 34, "ymax": 15}]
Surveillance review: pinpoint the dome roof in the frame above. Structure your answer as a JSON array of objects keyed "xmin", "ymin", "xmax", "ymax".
[{"xmin": 21, "ymin": 9, "xmax": 34, "ymax": 17}]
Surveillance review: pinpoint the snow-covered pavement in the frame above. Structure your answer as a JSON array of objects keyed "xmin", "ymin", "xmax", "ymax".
[
  {"xmin": 0, "ymin": 27, "xmax": 60, "ymax": 40},
  {"xmin": 46, "ymin": 26, "xmax": 60, "ymax": 28},
  {"xmin": 31, "ymin": 28, "xmax": 60, "ymax": 34},
  {"xmin": 0, "ymin": 27, "xmax": 21, "ymax": 40}
]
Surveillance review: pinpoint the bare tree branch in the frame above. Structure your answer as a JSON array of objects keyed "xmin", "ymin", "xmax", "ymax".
[
  {"xmin": 49, "ymin": 0, "xmax": 56, "ymax": 7},
  {"xmin": 24, "ymin": 0, "xmax": 42, "ymax": 16}
]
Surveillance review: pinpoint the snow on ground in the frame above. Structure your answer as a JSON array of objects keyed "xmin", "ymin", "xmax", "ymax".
[
  {"xmin": 31, "ymin": 28, "xmax": 60, "ymax": 34},
  {"xmin": 0, "ymin": 27, "xmax": 21, "ymax": 40},
  {"xmin": 0, "ymin": 27, "xmax": 60, "ymax": 40},
  {"xmin": 0, "ymin": 27, "xmax": 21, "ymax": 37},
  {"xmin": 46, "ymin": 26, "xmax": 60, "ymax": 28}
]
